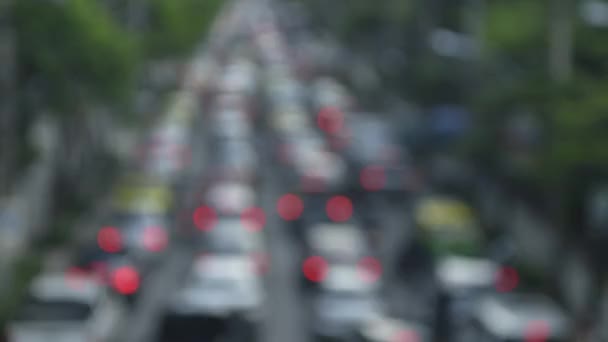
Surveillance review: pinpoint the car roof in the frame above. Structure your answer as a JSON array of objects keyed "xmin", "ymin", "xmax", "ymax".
[
  {"xmin": 111, "ymin": 184, "xmax": 172, "ymax": 214},
  {"xmin": 206, "ymin": 182, "xmax": 255, "ymax": 211},
  {"xmin": 307, "ymin": 223, "xmax": 365, "ymax": 255},
  {"xmin": 435, "ymin": 256, "xmax": 498, "ymax": 289},
  {"xmin": 414, "ymin": 196, "xmax": 477, "ymax": 231},
  {"xmin": 192, "ymin": 255, "xmax": 256, "ymax": 281}
]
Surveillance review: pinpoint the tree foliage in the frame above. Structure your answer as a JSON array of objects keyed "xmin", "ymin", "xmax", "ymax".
[
  {"xmin": 145, "ymin": 0, "xmax": 223, "ymax": 57},
  {"xmin": 15, "ymin": 0, "xmax": 138, "ymax": 112}
]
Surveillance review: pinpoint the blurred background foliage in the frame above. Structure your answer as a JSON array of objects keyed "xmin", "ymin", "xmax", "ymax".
[{"xmin": 298, "ymin": 0, "xmax": 608, "ymax": 232}]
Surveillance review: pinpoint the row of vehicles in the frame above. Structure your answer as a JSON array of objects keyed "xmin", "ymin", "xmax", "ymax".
[
  {"xmin": 257, "ymin": 12, "xmax": 426, "ymax": 342},
  {"xmin": 5, "ymin": 81, "xmax": 202, "ymax": 339},
  {"xmin": 158, "ymin": 35, "xmax": 267, "ymax": 342},
  {"xmin": 263, "ymin": 1, "xmax": 576, "ymax": 340}
]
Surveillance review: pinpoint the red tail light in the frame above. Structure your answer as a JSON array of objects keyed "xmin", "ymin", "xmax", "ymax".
[
  {"xmin": 357, "ymin": 257, "xmax": 383, "ymax": 283},
  {"xmin": 302, "ymin": 256, "xmax": 328, "ymax": 282},
  {"xmin": 316, "ymin": 106, "xmax": 344, "ymax": 134},
  {"xmin": 142, "ymin": 226, "xmax": 169, "ymax": 252},
  {"xmin": 111, "ymin": 266, "xmax": 140, "ymax": 295},
  {"xmin": 276, "ymin": 193, "xmax": 304, "ymax": 221},
  {"xmin": 193, "ymin": 206, "xmax": 218, "ymax": 231},
  {"xmin": 495, "ymin": 266, "xmax": 519, "ymax": 293},
  {"xmin": 326, "ymin": 196, "xmax": 353, "ymax": 222},
  {"xmin": 97, "ymin": 227, "xmax": 122, "ymax": 253}
]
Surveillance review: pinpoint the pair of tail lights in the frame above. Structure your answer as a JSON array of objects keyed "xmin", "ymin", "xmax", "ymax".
[{"xmin": 302, "ymin": 256, "xmax": 382, "ymax": 283}]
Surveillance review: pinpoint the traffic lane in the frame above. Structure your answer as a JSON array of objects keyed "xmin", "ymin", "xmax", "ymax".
[
  {"xmin": 259, "ymin": 141, "xmax": 310, "ymax": 342},
  {"xmin": 118, "ymin": 243, "xmax": 195, "ymax": 342}
]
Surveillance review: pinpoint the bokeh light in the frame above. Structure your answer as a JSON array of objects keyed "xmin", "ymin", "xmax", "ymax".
[
  {"xmin": 193, "ymin": 205, "xmax": 218, "ymax": 231},
  {"xmin": 495, "ymin": 266, "xmax": 519, "ymax": 292},
  {"xmin": 276, "ymin": 193, "xmax": 304, "ymax": 221},
  {"xmin": 302, "ymin": 256, "xmax": 328, "ymax": 282},
  {"xmin": 97, "ymin": 226, "xmax": 122, "ymax": 253},
  {"xmin": 111, "ymin": 266, "xmax": 140, "ymax": 295},
  {"xmin": 316, "ymin": 106, "xmax": 344, "ymax": 134},
  {"xmin": 326, "ymin": 195, "xmax": 353, "ymax": 222}
]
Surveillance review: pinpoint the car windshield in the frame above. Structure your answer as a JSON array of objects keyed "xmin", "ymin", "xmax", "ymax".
[{"xmin": 14, "ymin": 299, "xmax": 91, "ymax": 322}]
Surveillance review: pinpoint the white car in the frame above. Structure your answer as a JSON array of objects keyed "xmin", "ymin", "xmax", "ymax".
[
  {"xmin": 205, "ymin": 182, "xmax": 256, "ymax": 215},
  {"xmin": 470, "ymin": 293, "xmax": 573, "ymax": 341},
  {"xmin": 169, "ymin": 254, "xmax": 264, "ymax": 317},
  {"xmin": 313, "ymin": 265, "xmax": 383, "ymax": 340},
  {"xmin": 305, "ymin": 223, "xmax": 369, "ymax": 263},
  {"xmin": 435, "ymin": 256, "xmax": 499, "ymax": 293},
  {"xmin": 203, "ymin": 218, "xmax": 265, "ymax": 254},
  {"xmin": 294, "ymin": 149, "xmax": 348, "ymax": 191},
  {"xmin": 7, "ymin": 272, "xmax": 127, "ymax": 342}
]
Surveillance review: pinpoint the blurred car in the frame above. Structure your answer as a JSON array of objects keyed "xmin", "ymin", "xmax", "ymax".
[
  {"xmin": 354, "ymin": 314, "xmax": 431, "ymax": 342},
  {"xmin": 201, "ymin": 217, "xmax": 265, "ymax": 255},
  {"xmin": 300, "ymin": 223, "xmax": 372, "ymax": 290},
  {"xmin": 304, "ymin": 223, "xmax": 370, "ymax": 263},
  {"xmin": 110, "ymin": 181, "xmax": 173, "ymax": 217},
  {"xmin": 217, "ymin": 58, "xmax": 258, "ymax": 96},
  {"xmin": 434, "ymin": 256, "xmax": 500, "ymax": 341},
  {"xmin": 159, "ymin": 255, "xmax": 263, "ymax": 342},
  {"xmin": 275, "ymin": 130, "xmax": 325, "ymax": 168},
  {"xmin": 210, "ymin": 108, "xmax": 253, "ymax": 139},
  {"xmin": 269, "ymin": 105, "xmax": 310, "ymax": 136},
  {"xmin": 204, "ymin": 181, "xmax": 256, "ymax": 216},
  {"xmin": 7, "ymin": 272, "xmax": 127, "ymax": 342},
  {"xmin": 109, "ymin": 212, "xmax": 171, "ymax": 260},
  {"xmin": 212, "ymin": 93, "xmax": 256, "ymax": 122},
  {"xmin": 292, "ymin": 149, "xmax": 349, "ymax": 194},
  {"xmin": 108, "ymin": 182, "xmax": 173, "ymax": 259},
  {"xmin": 468, "ymin": 293, "xmax": 573, "ymax": 341},
  {"xmin": 209, "ymin": 139, "xmax": 258, "ymax": 183},
  {"xmin": 266, "ymin": 75, "xmax": 303, "ymax": 109},
  {"xmin": 311, "ymin": 264, "xmax": 383, "ymax": 341},
  {"xmin": 413, "ymin": 195, "xmax": 484, "ymax": 258}
]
